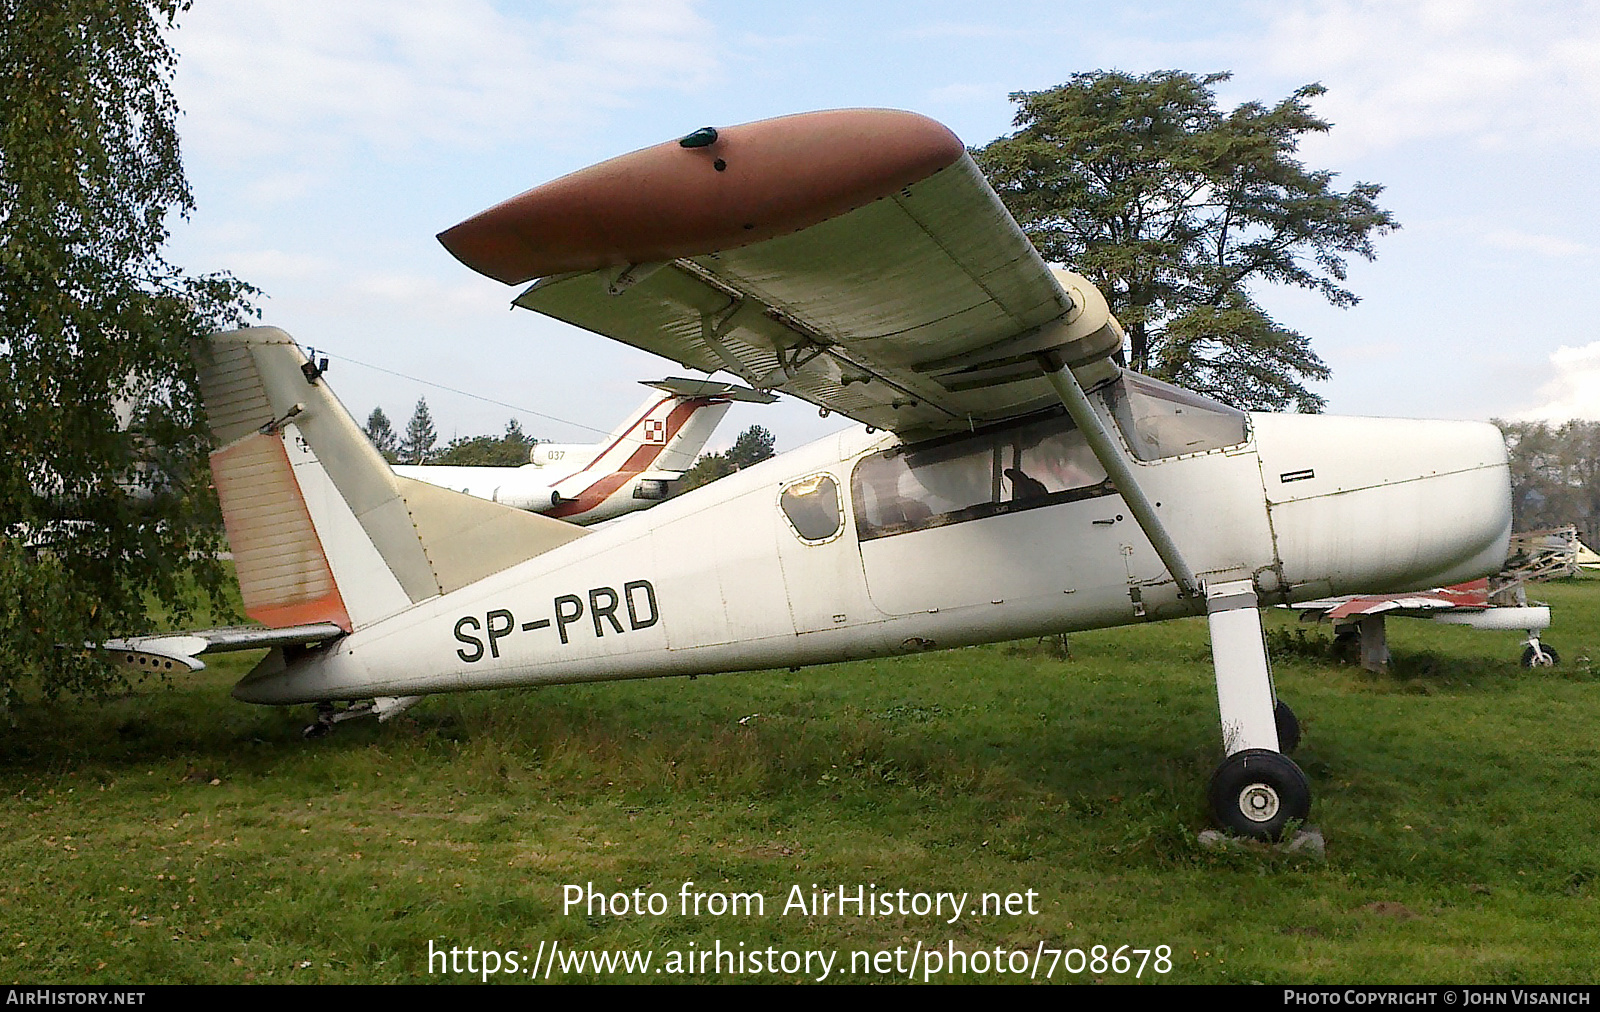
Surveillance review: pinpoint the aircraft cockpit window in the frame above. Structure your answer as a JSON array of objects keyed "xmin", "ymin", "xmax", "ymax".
[
  {"xmin": 780, "ymin": 473, "xmax": 843, "ymax": 543},
  {"xmin": 852, "ymin": 412, "xmax": 1112, "ymax": 541},
  {"xmin": 1104, "ymin": 372, "xmax": 1248, "ymax": 461}
]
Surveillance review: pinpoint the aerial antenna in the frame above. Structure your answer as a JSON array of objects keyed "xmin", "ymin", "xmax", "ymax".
[{"xmin": 316, "ymin": 349, "xmax": 611, "ymax": 437}]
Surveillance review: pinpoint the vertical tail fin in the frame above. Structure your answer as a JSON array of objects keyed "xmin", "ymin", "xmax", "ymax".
[
  {"xmin": 544, "ymin": 377, "xmax": 772, "ymax": 518},
  {"xmin": 639, "ymin": 378, "xmax": 775, "ymax": 474},
  {"xmin": 197, "ymin": 328, "xmax": 587, "ymax": 630}
]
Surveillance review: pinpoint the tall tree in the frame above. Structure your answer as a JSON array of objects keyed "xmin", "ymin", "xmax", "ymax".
[
  {"xmin": 1497, "ymin": 419, "xmax": 1600, "ymax": 544},
  {"xmin": 974, "ymin": 70, "xmax": 1397, "ymax": 412},
  {"xmin": 0, "ymin": 1, "xmax": 255, "ymax": 701},
  {"xmin": 502, "ymin": 417, "xmax": 532, "ymax": 463},
  {"xmin": 674, "ymin": 425, "xmax": 776, "ymax": 494},
  {"xmin": 400, "ymin": 398, "xmax": 437, "ymax": 465},
  {"xmin": 725, "ymin": 425, "xmax": 776, "ymax": 469},
  {"xmin": 364, "ymin": 407, "xmax": 398, "ymax": 462}
]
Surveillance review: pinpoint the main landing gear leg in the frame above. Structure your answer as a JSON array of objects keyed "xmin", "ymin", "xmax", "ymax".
[
  {"xmin": 302, "ymin": 695, "xmax": 425, "ymax": 739},
  {"xmin": 1206, "ymin": 580, "xmax": 1310, "ymax": 840}
]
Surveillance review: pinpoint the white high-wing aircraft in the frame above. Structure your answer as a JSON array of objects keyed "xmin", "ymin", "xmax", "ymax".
[
  {"xmin": 394, "ymin": 377, "xmax": 774, "ymax": 525},
  {"xmin": 113, "ymin": 110, "xmax": 1511, "ymax": 840}
]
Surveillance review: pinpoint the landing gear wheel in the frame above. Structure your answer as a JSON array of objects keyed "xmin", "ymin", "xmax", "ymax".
[
  {"xmin": 1207, "ymin": 749, "xmax": 1311, "ymax": 841},
  {"xmin": 303, "ymin": 703, "xmax": 336, "ymax": 739},
  {"xmin": 1332, "ymin": 627, "xmax": 1359, "ymax": 664},
  {"xmin": 1275, "ymin": 700, "xmax": 1301, "ymax": 754},
  {"xmin": 1521, "ymin": 643, "xmax": 1560, "ymax": 668}
]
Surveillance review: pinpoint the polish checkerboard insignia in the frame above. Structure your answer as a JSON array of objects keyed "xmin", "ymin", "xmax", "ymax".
[{"xmin": 644, "ymin": 419, "xmax": 666, "ymax": 443}]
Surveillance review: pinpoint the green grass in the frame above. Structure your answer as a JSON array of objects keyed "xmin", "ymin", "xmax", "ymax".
[{"xmin": 0, "ymin": 577, "xmax": 1596, "ymax": 983}]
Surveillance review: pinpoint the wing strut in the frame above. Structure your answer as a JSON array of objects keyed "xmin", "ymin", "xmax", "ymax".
[
  {"xmin": 1036, "ymin": 352, "xmax": 1203, "ymax": 604},
  {"xmin": 1039, "ymin": 350, "xmax": 1312, "ymax": 836}
]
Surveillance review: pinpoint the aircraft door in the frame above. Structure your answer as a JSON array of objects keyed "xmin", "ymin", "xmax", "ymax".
[
  {"xmin": 773, "ymin": 472, "xmax": 871, "ymax": 634},
  {"xmin": 852, "ymin": 413, "xmax": 1146, "ymax": 626}
]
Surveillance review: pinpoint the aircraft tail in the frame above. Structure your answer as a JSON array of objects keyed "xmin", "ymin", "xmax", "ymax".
[
  {"xmin": 545, "ymin": 377, "xmax": 772, "ymax": 518},
  {"xmin": 196, "ymin": 328, "xmax": 587, "ymax": 631}
]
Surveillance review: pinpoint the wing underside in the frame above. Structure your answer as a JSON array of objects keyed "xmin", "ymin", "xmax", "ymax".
[{"xmin": 440, "ymin": 111, "xmax": 1125, "ymax": 439}]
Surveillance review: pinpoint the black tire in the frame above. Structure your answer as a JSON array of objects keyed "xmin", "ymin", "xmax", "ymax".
[
  {"xmin": 1275, "ymin": 699, "xmax": 1302, "ymax": 754},
  {"xmin": 1332, "ymin": 627, "xmax": 1360, "ymax": 664},
  {"xmin": 1521, "ymin": 643, "xmax": 1560, "ymax": 668},
  {"xmin": 1207, "ymin": 749, "xmax": 1311, "ymax": 841},
  {"xmin": 302, "ymin": 722, "xmax": 332, "ymax": 740}
]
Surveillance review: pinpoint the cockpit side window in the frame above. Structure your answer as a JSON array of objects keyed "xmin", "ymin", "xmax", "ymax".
[
  {"xmin": 851, "ymin": 411, "xmax": 1113, "ymax": 541},
  {"xmin": 780, "ymin": 473, "xmax": 843, "ymax": 542},
  {"xmin": 1103, "ymin": 371, "xmax": 1249, "ymax": 461}
]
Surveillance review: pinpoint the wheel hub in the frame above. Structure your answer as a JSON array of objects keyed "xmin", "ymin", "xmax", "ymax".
[{"xmin": 1238, "ymin": 782, "xmax": 1281, "ymax": 823}]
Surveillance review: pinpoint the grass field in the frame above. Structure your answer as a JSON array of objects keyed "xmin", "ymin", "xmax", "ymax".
[{"xmin": 0, "ymin": 576, "xmax": 1596, "ymax": 984}]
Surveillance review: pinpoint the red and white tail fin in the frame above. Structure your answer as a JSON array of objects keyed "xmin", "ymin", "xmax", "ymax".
[
  {"xmin": 546, "ymin": 378, "xmax": 773, "ymax": 519},
  {"xmin": 197, "ymin": 328, "xmax": 588, "ymax": 631}
]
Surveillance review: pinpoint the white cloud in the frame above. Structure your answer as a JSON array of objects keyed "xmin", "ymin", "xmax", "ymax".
[
  {"xmin": 222, "ymin": 249, "xmax": 337, "ymax": 281},
  {"xmin": 1255, "ymin": 0, "xmax": 1600, "ymax": 159},
  {"xmin": 1518, "ymin": 342, "xmax": 1600, "ymax": 421},
  {"xmin": 173, "ymin": 0, "xmax": 719, "ymax": 165},
  {"xmin": 242, "ymin": 171, "xmax": 320, "ymax": 206},
  {"xmin": 1481, "ymin": 229, "xmax": 1595, "ymax": 258},
  {"xmin": 344, "ymin": 272, "xmax": 504, "ymax": 322},
  {"xmin": 1422, "ymin": 218, "xmax": 1599, "ymax": 258}
]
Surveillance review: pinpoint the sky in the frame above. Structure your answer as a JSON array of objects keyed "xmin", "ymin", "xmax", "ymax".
[{"xmin": 164, "ymin": 0, "xmax": 1600, "ymax": 455}]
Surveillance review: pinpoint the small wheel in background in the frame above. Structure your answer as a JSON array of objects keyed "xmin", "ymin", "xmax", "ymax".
[
  {"xmin": 1332, "ymin": 627, "xmax": 1360, "ymax": 663},
  {"xmin": 1521, "ymin": 643, "xmax": 1560, "ymax": 668},
  {"xmin": 1275, "ymin": 699, "xmax": 1302, "ymax": 754}
]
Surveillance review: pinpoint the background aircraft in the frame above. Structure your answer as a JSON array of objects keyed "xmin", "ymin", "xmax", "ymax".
[
  {"xmin": 109, "ymin": 110, "xmax": 1513, "ymax": 842},
  {"xmin": 1287, "ymin": 525, "xmax": 1585, "ymax": 671},
  {"xmin": 395, "ymin": 377, "xmax": 773, "ymax": 525}
]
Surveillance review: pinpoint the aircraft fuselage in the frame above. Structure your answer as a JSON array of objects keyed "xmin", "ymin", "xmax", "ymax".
[{"xmin": 235, "ymin": 387, "xmax": 1511, "ymax": 705}]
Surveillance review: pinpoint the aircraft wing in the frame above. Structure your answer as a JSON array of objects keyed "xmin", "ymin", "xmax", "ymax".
[
  {"xmin": 1289, "ymin": 581, "xmax": 1493, "ymax": 622},
  {"xmin": 101, "ymin": 623, "xmax": 346, "ymax": 674},
  {"xmin": 438, "ymin": 110, "xmax": 1124, "ymax": 440}
]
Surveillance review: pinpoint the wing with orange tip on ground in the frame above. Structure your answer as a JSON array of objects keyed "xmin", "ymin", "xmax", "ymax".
[{"xmin": 438, "ymin": 109, "xmax": 1125, "ymax": 441}]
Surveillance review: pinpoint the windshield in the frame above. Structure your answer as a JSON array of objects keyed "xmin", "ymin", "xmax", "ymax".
[{"xmin": 1104, "ymin": 371, "xmax": 1248, "ymax": 461}]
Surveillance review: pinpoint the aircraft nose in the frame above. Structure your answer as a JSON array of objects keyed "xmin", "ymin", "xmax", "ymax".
[{"xmin": 1252, "ymin": 415, "xmax": 1511, "ymax": 598}]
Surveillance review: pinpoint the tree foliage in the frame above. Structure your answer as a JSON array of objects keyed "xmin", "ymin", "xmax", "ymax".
[
  {"xmin": 1496, "ymin": 419, "xmax": 1600, "ymax": 545},
  {"xmin": 364, "ymin": 407, "xmax": 398, "ymax": 463},
  {"xmin": 675, "ymin": 425, "xmax": 776, "ymax": 494},
  {"xmin": 974, "ymin": 70, "xmax": 1398, "ymax": 412},
  {"xmin": 0, "ymin": 1, "xmax": 255, "ymax": 702},
  {"xmin": 432, "ymin": 418, "xmax": 535, "ymax": 466},
  {"xmin": 399, "ymin": 398, "xmax": 437, "ymax": 465}
]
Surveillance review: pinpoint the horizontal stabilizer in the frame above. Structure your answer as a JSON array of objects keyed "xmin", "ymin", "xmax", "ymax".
[
  {"xmin": 100, "ymin": 622, "xmax": 347, "ymax": 673},
  {"xmin": 642, "ymin": 377, "xmax": 777, "ymax": 404}
]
